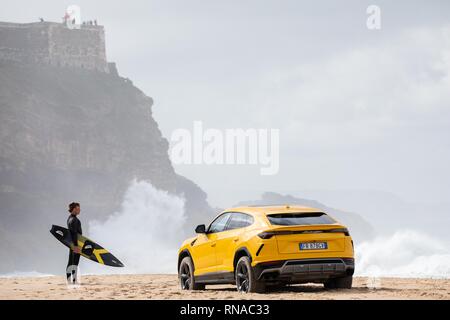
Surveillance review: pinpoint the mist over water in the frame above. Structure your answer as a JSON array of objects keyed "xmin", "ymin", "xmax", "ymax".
[
  {"xmin": 84, "ymin": 179, "xmax": 187, "ymax": 274},
  {"xmin": 60, "ymin": 180, "xmax": 450, "ymax": 279},
  {"xmin": 355, "ymin": 230, "xmax": 450, "ymax": 279}
]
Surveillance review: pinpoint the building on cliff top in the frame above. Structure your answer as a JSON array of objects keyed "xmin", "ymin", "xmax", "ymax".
[{"xmin": 0, "ymin": 21, "xmax": 114, "ymax": 73}]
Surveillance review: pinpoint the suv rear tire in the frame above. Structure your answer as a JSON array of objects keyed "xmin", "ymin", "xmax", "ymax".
[
  {"xmin": 324, "ymin": 275, "xmax": 353, "ymax": 289},
  {"xmin": 235, "ymin": 256, "xmax": 266, "ymax": 293},
  {"xmin": 179, "ymin": 256, "xmax": 205, "ymax": 290}
]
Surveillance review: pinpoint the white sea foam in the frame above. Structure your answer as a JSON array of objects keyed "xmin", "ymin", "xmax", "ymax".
[
  {"xmin": 79, "ymin": 179, "xmax": 450, "ymax": 279},
  {"xmin": 84, "ymin": 179, "xmax": 187, "ymax": 274},
  {"xmin": 0, "ymin": 271, "xmax": 54, "ymax": 278},
  {"xmin": 355, "ymin": 229, "xmax": 450, "ymax": 279}
]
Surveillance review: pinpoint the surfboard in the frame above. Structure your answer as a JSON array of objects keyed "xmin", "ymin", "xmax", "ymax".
[{"xmin": 50, "ymin": 225, "xmax": 124, "ymax": 267}]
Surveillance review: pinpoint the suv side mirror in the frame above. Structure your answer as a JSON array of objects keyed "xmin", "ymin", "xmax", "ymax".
[{"xmin": 195, "ymin": 224, "xmax": 206, "ymax": 234}]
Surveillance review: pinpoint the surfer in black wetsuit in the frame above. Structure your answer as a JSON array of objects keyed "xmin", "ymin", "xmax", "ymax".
[{"xmin": 67, "ymin": 202, "xmax": 82, "ymax": 283}]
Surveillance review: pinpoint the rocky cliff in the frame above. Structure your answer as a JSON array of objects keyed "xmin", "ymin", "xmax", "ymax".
[{"xmin": 0, "ymin": 60, "xmax": 213, "ymax": 273}]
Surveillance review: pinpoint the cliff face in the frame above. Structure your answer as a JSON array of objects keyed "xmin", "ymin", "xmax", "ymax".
[{"xmin": 0, "ymin": 61, "xmax": 212, "ymax": 273}]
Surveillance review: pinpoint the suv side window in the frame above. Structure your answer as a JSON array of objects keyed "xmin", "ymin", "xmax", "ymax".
[
  {"xmin": 207, "ymin": 212, "xmax": 231, "ymax": 234},
  {"xmin": 226, "ymin": 212, "xmax": 254, "ymax": 231}
]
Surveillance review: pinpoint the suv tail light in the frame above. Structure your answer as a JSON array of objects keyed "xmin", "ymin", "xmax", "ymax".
[
  {"xmin": 258, "ymin": 228, "xmax": 349, "ymax": 238},
  {"xmin": 257, "ymin": 231, "xmax": 275, "ymax": 239},
  {"xmin": 329, "ymin": 228, "xmax": 350, "ymax": 236}
]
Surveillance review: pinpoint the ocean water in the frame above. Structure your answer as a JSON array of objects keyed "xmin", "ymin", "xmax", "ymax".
[
  {"xmin": 3, "ymin": 180, "xmax": 449, "ymax": 279},
  {"xmin": 0, "ymin": 271, "xmax": 54, "ymax": 278},
  {"xmin": 83, "ymin": 179, "xmax": 187, "ymax": 275},
  {"xmin": 355, "ymin": 229, "xmax": 450, "ymax": 279}
]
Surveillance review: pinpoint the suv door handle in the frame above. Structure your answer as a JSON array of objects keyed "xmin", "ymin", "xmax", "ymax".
[
  {"xmin": 211, "ymin": 242, "xmax": 216, "ymax": 247},
  {"xmin": 233, "ymin": 237, "xmax": 239, "ymax": 242}
]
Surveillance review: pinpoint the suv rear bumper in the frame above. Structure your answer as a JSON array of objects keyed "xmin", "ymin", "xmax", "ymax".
[{"xmin": 254, "ymin": 258, "xmax": 355, "ymax": 282}]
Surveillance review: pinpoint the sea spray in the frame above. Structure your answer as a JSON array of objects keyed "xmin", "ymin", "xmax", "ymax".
[
  {"xmin": 355, "ymin": 229, "xmax": 450, "ymax": 279},
  {"xmin": 80, "ymin": 180, "xmax": 450, "ymax": 279},
  {"xmin": 84, "ymin": 179, "xmax": 187, "ymax": 274}
]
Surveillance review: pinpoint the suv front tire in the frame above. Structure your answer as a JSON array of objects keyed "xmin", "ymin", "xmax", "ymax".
[{"xmin": 179, "ymin": 256, "xmax": 205, "ymax": 290}]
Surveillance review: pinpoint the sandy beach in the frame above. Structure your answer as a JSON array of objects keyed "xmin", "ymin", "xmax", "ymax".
[{"xmin": 0, "ymin": 275, "xmax": 449, "ymax": 300}]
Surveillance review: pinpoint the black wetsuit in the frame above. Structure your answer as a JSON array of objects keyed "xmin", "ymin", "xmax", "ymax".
[{"xmin": 66, "ymin": 214, "xmax": 82, "ymax": 281}]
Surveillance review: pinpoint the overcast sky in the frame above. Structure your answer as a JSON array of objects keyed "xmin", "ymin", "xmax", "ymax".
[{"xmin": 1, "ymin": 0, "xmax": 450, "ymax": 208}]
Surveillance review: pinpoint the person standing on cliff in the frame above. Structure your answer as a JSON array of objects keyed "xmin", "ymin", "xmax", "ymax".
[{"xmin": 66, "ymin": 202, "xmax": 82, "ymax": 284}]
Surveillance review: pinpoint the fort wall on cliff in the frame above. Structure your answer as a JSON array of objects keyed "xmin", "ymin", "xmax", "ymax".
[{"xmin": 0, "ymin": 21, "xmax": 109, "ymax": 73}]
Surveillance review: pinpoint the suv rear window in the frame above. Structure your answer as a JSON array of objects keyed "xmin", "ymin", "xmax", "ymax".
[{"xmin": 267, "ymin": 212, "xmax": 335, "ymax": 226}]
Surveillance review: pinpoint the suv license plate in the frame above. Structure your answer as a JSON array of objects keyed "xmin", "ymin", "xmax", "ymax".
[{"xmin": 300, "ymin": 242, "xmax": 328, "ymax": 250}]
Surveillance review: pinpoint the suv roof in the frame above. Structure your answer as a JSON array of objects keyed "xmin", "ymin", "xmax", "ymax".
[{"xmin": 227, "ymin": 205, "xmax": 322, "ymax": 216}]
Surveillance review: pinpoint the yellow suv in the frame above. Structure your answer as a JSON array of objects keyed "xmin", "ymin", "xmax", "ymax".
[{"xmin": 178, "ymin": 205, "xmax": 355, "ymax": 293}]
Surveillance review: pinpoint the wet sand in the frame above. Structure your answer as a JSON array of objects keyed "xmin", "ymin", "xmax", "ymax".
[{"xmin": 0, "ymin": 275, "xmax": 449, "ymax": 300}]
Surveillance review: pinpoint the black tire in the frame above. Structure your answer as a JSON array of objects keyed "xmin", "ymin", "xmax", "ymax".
[
  {"xmin": 235, "ymin": 256, "xmax": 266, "ymax": 293},
  {"xmin": 179, "ymin": 256, "xmax": 205, "ymax": 290},
  {"xmin": 324, "ymin": 275, "xmax": 353, "ymax": 289}
]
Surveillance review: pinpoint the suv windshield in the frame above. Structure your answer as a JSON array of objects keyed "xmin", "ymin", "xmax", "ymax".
[{"xmin": 267, "ymin": 212, "xmax": 335, "ymax": 226}]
